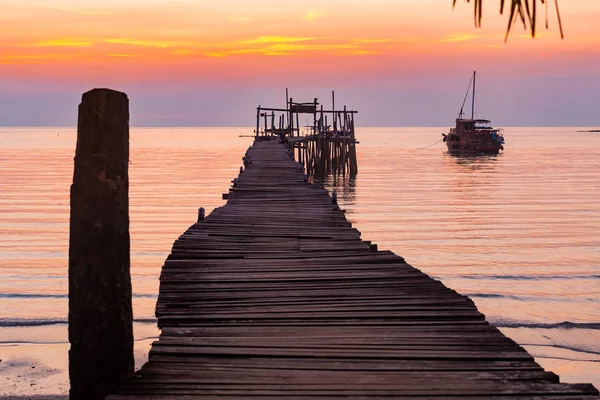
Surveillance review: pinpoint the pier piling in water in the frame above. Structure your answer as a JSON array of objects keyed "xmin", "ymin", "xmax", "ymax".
[
  {"xmin": 69, "ymin": 88, "xmax": 134, "ymax": 399},
  {"xmin": 255, "ymin": 90, "xmax": 359, "ymax": 178}
]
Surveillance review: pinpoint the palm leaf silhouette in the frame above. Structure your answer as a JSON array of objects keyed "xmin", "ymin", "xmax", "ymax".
[{"xmin": 452, "ymin": 0, "xmax": 564, "ymax": 40}]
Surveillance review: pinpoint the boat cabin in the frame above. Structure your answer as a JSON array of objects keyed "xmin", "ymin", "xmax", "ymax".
[{"xmin": 455, "ymin": 119, "xmax": 494, "ymax": 131}]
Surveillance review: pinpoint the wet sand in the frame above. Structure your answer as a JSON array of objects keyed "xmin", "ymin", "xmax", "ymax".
[
  {"xmin": 0, "ymin": 339, "xmax": 155, "ymax": 399},
  {"xmin": 0, "ymin": 397, "xmax": 67, "ymax": 400},
  {"xmin": 0, "ymin": 343, "xmax": 69, "ymax": 398}
]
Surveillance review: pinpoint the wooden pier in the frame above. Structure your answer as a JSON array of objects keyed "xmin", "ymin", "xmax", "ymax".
[
  {"xmin": 255, "ymin": 91, "xmax": 358, "ymax": 177},
  {"xmin": 108, "ymin": 139, "xmax": 598, "ymax": 399}
]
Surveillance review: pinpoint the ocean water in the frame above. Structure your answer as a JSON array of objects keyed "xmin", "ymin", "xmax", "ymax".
[{"xmin": 1, "ymin": 127, "xmax": 599, "ymax": 391}]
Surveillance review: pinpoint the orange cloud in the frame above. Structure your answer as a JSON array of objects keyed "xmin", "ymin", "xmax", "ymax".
[
  {"xmin": 239, "ymin": 36, "xmax": 316, "ymax": 45},
  {"xmin": 104, "ymin": 38, "xmax": 189, "ymax": 48},
  {"xmin": 33, "ymin": 39, "xmax": 93, "ymax": 47},
  {"xmin": 353, "ymin": 49, "xmax": 379, "ymax": 55},
  {"xmin": 440, "ymin": 34, "xmax": 481, "ymax": 43},
  {"xmin": 107, "ymin": 53, "xmax": 139, "ymax": 58},
  {"xmin": 0, "ymin": 55, "xmax": 47, "ymax": 65},
  {"xmin": 352, "ymin": 39, "xmax": 392, "ymax": 44},
  {"xmin": 190, "ymin": 36, "xmax": 390, "ymax": 57}
]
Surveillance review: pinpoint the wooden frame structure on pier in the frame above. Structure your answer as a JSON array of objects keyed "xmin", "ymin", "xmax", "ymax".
[{"xmin": 255, "ymin": 91, "xmax": 359, "ymax": 177}]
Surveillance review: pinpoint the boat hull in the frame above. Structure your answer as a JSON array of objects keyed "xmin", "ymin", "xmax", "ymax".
[
  {"xmin": 443, "ymin": 130, "xmax": 504, "ymax": 155},
  {"xmin": 445, "ymin": 141, "xmax": 503, "ymax": 155}
]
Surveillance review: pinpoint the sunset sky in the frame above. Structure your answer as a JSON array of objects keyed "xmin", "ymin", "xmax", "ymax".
[{"xmin": 1, "ymin": 0, "xmax": 598, "ymax": 126}]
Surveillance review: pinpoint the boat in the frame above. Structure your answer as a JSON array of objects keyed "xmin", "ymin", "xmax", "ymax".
[{"xmin": 442, "ymin": 71, "xmax": 505, "ymax": 155}]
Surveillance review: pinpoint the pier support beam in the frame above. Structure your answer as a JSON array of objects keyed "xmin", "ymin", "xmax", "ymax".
[{"xmin": 69, "ymin": 88, "xmax": 133, "ymax": 399}]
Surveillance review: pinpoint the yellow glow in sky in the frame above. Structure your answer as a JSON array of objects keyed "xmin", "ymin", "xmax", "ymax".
[
  {"xmin": 3, "ymin": 0, "xmax": 597, "ymax": 71},
  {"xmin": 1, "ymin": 0, "xmax": 599, "ymax": 128}
]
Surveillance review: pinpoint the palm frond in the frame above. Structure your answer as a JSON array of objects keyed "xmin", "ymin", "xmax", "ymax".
[{"xmin": 455, "ymin": 0, "xmax": 564, "ymax": 40}]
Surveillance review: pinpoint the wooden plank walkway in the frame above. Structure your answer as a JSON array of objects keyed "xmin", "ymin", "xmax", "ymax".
[{"xmin": 109, "ymin": 139, "xmax": 599, "ymax": 399}]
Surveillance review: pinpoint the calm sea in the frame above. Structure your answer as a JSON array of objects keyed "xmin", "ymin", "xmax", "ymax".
[{"xmin": 1, "ymin": 127, "xmax": 599, "ymax": 389}]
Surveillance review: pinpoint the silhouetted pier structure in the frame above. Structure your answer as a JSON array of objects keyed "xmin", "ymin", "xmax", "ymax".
[
  {"xmin": 107, "ymin": 138, "xmax": 599, "ymax": 399},
  {"xmin": 255, "ymin": 91, "xmax": 358, "ymax": 177}
]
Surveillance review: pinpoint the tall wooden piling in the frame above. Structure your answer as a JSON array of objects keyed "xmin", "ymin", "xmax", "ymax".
[{"xmin": 69, "ymin": 88, "xmax": 133, "ymax": 400}]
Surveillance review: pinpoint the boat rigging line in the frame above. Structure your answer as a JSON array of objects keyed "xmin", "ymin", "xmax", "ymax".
[
  {"xmin": 417, "ymin": 138, "xmax": 444, "ymax": 149},
  {"xmin": 458, "ymin": 73, "xmax": 475, "ymax": 119}
]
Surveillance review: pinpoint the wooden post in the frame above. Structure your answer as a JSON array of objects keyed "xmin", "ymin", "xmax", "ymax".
[
  {"xmin": 256, "ymin": 107, "xmax": 261, "ymax": 137},
  {"xmin": 295, "ymin": 109, "xmax": 300, "ymax": 141},
  {"xmin": 289, "ymin": 98, "xmax": 293, "ymax": 138},
  {"xmin": 313, "ymin": 98, "xmax": 318, "ymax": 140},
  {"xmin": 69, "ymin": 88, "xmax": 133, "ymax": 400},
  {"xmin": 350, "ymin": 116, "xmax": 358, "ymax": 175},
  {"xmin": 263, "ymin": 112, "xmax": 268, "ymax": 137},
  {"xmin": 332, "ymin": 91, "xmax": 337, "ymax": 132},
  {"xmin": 285, "ymin": 88, "xmax": 289, "ymax": 128},
  {"xmin": 342, "ymin": 106, "xmax": 348, "ymax": 174}
]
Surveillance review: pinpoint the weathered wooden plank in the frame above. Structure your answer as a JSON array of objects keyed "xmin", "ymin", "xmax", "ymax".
[{"xmin": 113, "ymin": 381, "xmax": 599, "ymax": 396}]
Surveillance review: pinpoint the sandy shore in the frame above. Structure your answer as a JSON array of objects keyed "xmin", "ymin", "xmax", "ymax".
[
  {"xmin": 0, "ymin": 339, "xmax": 155, "ymax": 399},
  {"xmin": 0, "ymin": 343, "xmax": 69, "ymax": 398},
  {"xmin": 0, "ymin": 397, "xmax": 67, "ymax": 400}
]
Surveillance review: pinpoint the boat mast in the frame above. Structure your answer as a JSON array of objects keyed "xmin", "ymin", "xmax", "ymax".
[
  {"xmin": 471, "ymin": 71, "xmax": 476, "ymax": 120},
  {"xmin": 458, "ymin": 73, "xmax": 474, "ymax": 120}
]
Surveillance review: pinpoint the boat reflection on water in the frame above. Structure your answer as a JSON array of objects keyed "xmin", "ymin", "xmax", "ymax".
[
  {"xmin": 443, "ymin": 152, "xmax": 501, "ymax": 204},
  {"xmin": 445, "ymin": 151, "xmax": 501, "ymax": 174},
  {"xmin": 448, "ymin": 152, "xmax": 502, "ymax": 167}
]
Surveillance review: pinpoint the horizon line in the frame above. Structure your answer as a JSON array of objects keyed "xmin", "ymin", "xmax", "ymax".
[{"xmin": 1, "ymin": 125, "xmax": 598, "ymax": 129}]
